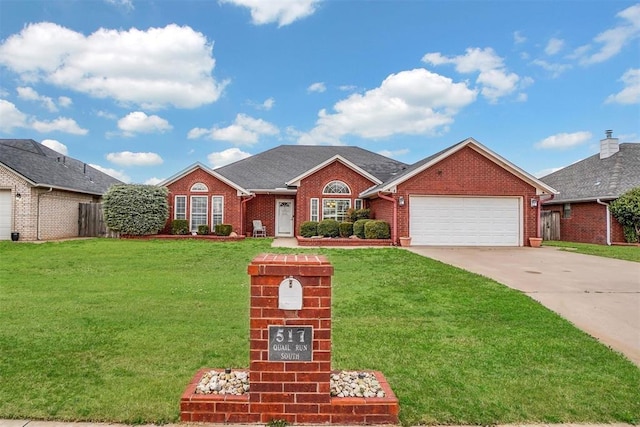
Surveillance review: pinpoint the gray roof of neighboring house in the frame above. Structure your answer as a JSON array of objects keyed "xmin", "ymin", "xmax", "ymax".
[
  {"xmin": 214, "ymin": 145, "xmax": 409, "ymax": 190},
  {"xmin": 0, "ymin": 139, "xmax": 122, "ymax": 195},
  {"xmin": 539, "ymin": 143, "xmax": 640, "ymax": 203}
]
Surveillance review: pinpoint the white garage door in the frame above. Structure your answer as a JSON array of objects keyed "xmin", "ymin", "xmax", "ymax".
[
  {"xmin": 409, "ymin": 196, "xmax": 521, "ymax": 246},
  {"xmin": 0, "ymin": 190, "xmax": 11, "ymax": 240}
]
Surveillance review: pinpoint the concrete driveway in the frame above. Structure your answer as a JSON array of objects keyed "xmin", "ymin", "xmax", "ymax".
[{"xmin": 406, "ymin": 246, "xmax": 640, "ymax": 366}]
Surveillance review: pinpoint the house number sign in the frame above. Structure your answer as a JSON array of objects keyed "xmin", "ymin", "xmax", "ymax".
[{"xmin": 268, "ymin": 326, "xmax": 312, "ymax": 361}]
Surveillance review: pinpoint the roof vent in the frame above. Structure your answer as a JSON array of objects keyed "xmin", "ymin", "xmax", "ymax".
[{"xmin": 600, "ymin": 129, "xmax": 619, "ymax": 159}]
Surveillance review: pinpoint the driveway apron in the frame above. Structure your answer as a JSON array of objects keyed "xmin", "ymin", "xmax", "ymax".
[{"xmin": 406, "ymin": 246, "xmax": 640, "ymax": 366}]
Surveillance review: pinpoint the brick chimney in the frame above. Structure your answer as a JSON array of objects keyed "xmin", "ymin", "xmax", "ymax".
[{"xmin": 600, "ymin": 129, "xmax": 619, "ymax": 159}]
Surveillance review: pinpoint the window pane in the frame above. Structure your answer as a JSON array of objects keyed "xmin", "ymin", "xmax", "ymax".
[
  {"xmin": 323, "ymin": 180, "xmax": 350, "ymax": 194},
  {"xmin": 175, "ymin": 196, "xmax": 186, "ymax": 220},
  {"xmin": 191, "ymin": 183, "xmax": 208, "ymax": 192},
  {"xmin": 322, "ymin": 198, "xmax": 350, "ymax": 222},
  {"xmin": 212, "ymin": 196, "xmax": 223, "ymax": 226},
  {"xmin": 310, "ymin": 198, "xmax": 319, "ymax": 222},
  {"xmin": 191, "ymin": 196, "xmax": 208, "ymax": 231},
  {"xmin": 354, "ymin": 199, "xmax": 363, "ymax": 210}
]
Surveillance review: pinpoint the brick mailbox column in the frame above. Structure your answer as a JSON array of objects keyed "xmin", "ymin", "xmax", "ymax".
[{"xmin": 248, "ymin": 254, "xmax": 333, "ymax": 424}]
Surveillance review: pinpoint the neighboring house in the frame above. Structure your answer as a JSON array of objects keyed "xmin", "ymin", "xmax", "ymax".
[
  {"xmin": 161, "ymin": 137, "xmax": 557, "ymax": 246},
  {"xmin": 540, "ymin": 131, "xmax": 640, "ymax": 245},
  {"xmin": 0, "ymin": 139, "xmax": 122, "ymax": 241}
]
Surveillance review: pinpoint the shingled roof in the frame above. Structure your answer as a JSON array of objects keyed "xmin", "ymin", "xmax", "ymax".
[
  {"xmin": 214, "ymin": 145, "xmax": 408, "ymax": 190},
  {"xmin": 540, "ymin": 143, "xmax": 640, "ymax": 203},
  {"xmin": 0, "ymin": 139, "xmax": 122, "ymax": 195}
]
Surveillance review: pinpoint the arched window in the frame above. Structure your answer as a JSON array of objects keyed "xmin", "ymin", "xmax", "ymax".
[
  {"xmin": 323, "ymin": 180, "xmax": 350, "ymax": 195},
  {"xmin": 190, "ymin": 182, "xmax": 208, "ymax": 192}
]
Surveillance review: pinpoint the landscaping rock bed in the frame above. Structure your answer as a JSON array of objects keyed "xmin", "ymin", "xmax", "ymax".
[{"xmin": 193, "ymin": 369, "xmax": 385, "ymax": 398}]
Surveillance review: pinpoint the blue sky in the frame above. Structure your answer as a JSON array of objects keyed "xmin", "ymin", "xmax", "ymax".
[{"xmin": 0, "ymin": 0, "xmax": 638, "ymax": 184}]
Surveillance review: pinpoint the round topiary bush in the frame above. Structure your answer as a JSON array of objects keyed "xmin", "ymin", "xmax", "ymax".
[
  {"xmin": 364, "ymin": 220, "xmax": 390, "ymax": 239},
  {"xmin": 300, "ymin": 221, "xmax": 318, "ymax": 237},
  {"xmin": 353, "ymin": 219, "xmax": 371, "ymax": 239},
  {"xmin": 339, "ymin": 221, "xmax": 354, "ymax": 238},
  {"xmin": 103, "ymin": 184, "xmax": 169, "ymax": 236},
  {"xmin": 317, "ymin": 219, "xmax": 340, "ymax": 237},
  {"xmin": 214, "ymin": 224, "xmax": 232, "ymax": 236}
]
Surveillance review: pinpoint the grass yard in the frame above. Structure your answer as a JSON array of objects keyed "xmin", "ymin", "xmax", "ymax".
[
  {"xmin": 543, "ymin": 240, "xmax": 640, "ymax": 262},
  {"xmin": 0, "ymin": 239, "xmax": 638, "ymax": 425}
]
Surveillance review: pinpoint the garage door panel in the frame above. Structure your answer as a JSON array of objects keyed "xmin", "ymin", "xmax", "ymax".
[{"xmin": 409, "ymin": 196, "xmax": 521, "ymax": 246}]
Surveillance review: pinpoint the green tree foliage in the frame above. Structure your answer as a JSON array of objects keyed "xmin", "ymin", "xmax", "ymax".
[
  {"xmin": 609, "ymin": 187, "xmax": 640, "ymax": 243},
  {"xmin": 103, "ymin": 185, "xmax": 169, "ymax": 235}
]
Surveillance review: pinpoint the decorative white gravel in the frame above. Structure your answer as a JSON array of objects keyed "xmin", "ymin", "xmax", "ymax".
[{"xmin": 194, "ymin": 369, "xmax": 385, "ymax": 398}]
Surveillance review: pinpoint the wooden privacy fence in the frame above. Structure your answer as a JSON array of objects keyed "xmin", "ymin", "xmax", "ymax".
[
  {"xmin": 541, "ymin": 210, "xmax": 560, "ymax": 241},
  {"xmin": 79, "ymin": 203, "xmax": 107, "ymax": 237}
]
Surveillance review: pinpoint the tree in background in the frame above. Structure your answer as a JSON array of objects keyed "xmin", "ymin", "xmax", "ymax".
[
  {"xmin": 103, "ymin": 184, "xmax": 169, "ymax": 236},
  {"xmin": 609, "ymin": 186, "xmax": 640, "ymax": 243}
]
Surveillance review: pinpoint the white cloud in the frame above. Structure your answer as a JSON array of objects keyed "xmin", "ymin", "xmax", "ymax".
[
  {"xmin": 545, "ymin": 38, "xmax": 565, "ymax": 55},
  {"xmin": 104, "ymin": 0, "xmax": 134, "ymax": 10},
  {"xmin": 531, "ymin": 59, "xmax": 572, "ymax": 78},
  {"xmin": 573, "ymin": 3, "xmax": 640, "ymax": 65},
  {"xmin": 261, "ymin": 97, "xmax": 275, "ymax": 110},
  {"xmin": 58, "ymin": 96, "xmax": 72, "ymax": 107},
  {"xmin": 0, "ymin": 99, "xmax": 28, "ymax": 132},
  {"xmin": 97, "ymin": 110, "xmax": 117, "ymax": 120},
  {"xmin": 0, "ymin": 22, "xmax": 227, "ymax": 109},
  {"xmin": 299, "ymin": 68, "xmax": 477, "ymax": 145},
  {"xmin": 207, "ymin": 148, "xmax": 252, "ymax": 168},
  {"xmin": 513, "ymin": 31, "xmax": 526, "ymax": 44},
  {"xmin": 307, "ymin": 82, "xmax": 326, "ymax": 93},
  {"xmin": 422, "ymin": 47, "xmax": 525, "ymax": 103},
  {"xmin": 32, "ymin": 117, "xmax": 88, "ymax": 135},
  {"xmin": 220, "ymin": 0, "xmax": 320, "ymax": 27},
  {"xmin": 535, "ymin": 131, "xmax": 592, "ymax": 149},
  {"xmin": 89, "ymin": 164, "xmax": 130, "ymax": 182},
  {"xmin": 605, "ymin": 68, "xmax": 640, "ymax": 104},
  {"xmin": 339, "ymin": 85, "xmax": 357, "ymax": 92},
  {"xmin": 41, "ymin": 139, "xmax": 68, "ymax": 155},
  {"xmin": 117, "ymin": 111, "xmax": 172, "ymax": 136},
  {"xmin": 106, "ymin": 151, "xmax": 163, "ymax": 166},
  {"xmin": 16, "ymin": 86, "xmax": 57, "ymax": 112},
  {"xmin": 378, "ymin": 148, "xmax": 409, "ymax": 158},
  {"xmin": 189, "ymin": 113, "xmax": 279, "ymax": 145},
  {"xmin": 144, "ymin": 177, "xmax": 164, "ymax": 185}
]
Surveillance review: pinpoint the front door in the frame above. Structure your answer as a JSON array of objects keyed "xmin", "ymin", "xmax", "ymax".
[{"xmin": 275, "ymin": 199, "xmax": 294, "ymax": 237}]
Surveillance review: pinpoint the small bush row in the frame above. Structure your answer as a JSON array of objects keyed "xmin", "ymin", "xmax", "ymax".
[
  {"xmin": 300, "ymin": 219, "xmax": 390, "ymax": 239},
  {"xmin": 170, "ymin": 220, "xmax": 233, "ymax": 236}
]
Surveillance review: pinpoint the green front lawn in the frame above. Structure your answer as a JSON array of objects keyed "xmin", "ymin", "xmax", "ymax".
[
  {"xmin": 0, "ymin": 239, "xmax": 638, "ymax": 425},
  {"xmin": 544, "ymin": 240, "xmax": 640, "ymax": 262}
]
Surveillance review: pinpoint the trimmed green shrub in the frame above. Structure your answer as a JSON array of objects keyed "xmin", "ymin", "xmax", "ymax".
[
  {"xmin": 364, "ymin": 220, "xmax": 390, "ymax": 239},
  {"xmin": 103, "ymin": 184, "xmax": 169, "ymax": 236},
  {"xmin": 197, "ymin": 225, "xmax": 210, "ymax": 235},
  {"xmin": 171, "ymin": 219, "xmax": 189, "ymax": 235},
  {"xmin": 317, "ymin": 219, "xmax": 340, "ymax": 237},
  {"xmin": 352, "ymin": 208, "xmax": 371, "ymax": 221},
  {"xmin": 300, "ymin": 221, "xmax": 318, "ymax": 238},
  {"xmin": 339, "ymin": 221, "xmax": 354, "ymax": 238},
  {"xmin": 215, "ymin": 224, "xmax": 232, "ymax": 236},
  {"xmin": 353, "ymin": 219, "xmax": 371, "ymax": 239}
]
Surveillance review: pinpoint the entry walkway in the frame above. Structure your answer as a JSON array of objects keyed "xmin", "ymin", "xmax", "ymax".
[{"xmin": 406, "ymin": 246, "xmax": 640, "ymax": 366}]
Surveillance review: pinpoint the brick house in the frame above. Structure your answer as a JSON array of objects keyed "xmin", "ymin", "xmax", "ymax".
[
  {"xmin": 0, "ymin": 139, "xmax": 122, "ymax": 241},
  {"xmin": 162, "ymin": 138, "xmax": 556, "ymax": 246},
  {"xmin": 540, "ymin": 131, "xmax": 640, "ymax": 245}
]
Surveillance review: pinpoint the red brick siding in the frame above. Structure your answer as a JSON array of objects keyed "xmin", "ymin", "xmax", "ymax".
[
  {"xmin": 295, "ymin": 161, "xmax": 376, "ymax": 235},
  {"xmin": 388, "ymin": 146, "xmax": 539, "ymax": 245},
  {"xmin": 546, "ymin": 202, "xmax": 625, "ymax": 244},
  {"xmin": 165, "ymin": 168, "xmax": 242, "ymax": 234}
]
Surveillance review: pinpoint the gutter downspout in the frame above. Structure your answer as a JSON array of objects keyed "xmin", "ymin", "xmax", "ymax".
[
  {"xmin": 37, "ymin": 187, "xmax": 53, "ymax": 241},
  {"xmin": 240, "ymin": 194, "xmax": 256, "ymax": 236},
  {"xmin": 596, "ymin": 199, "xmax": 611, "ymax": 245},
  {"xmin": 377, "ymin": 192, "xmax": 397, "ymax": 245}
]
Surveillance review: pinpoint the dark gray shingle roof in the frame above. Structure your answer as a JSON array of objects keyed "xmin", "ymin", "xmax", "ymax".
[
  {"xmin": 540, "ymin": 143, "xmax": 640, "ymax": 203},
  {"xmin": 214, "ymin": 145, "xmax": 408, "ymax": 190},
  {"xmin": 0, "ymin": 139, "xmax": 122, "ymax": 195}
]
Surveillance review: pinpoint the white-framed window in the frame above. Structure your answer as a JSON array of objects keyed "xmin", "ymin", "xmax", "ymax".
[
  {"xmin": 190, "ymin": 196, "xmax": 208, "ymax": 231},
  {"xmin": 190, "ymin": 182, "xmax": 208, "ymax": 192},
  {"xmin": 323, "ymin": 180, "xmax": 350, "ymax": 195},
  {"xmin": 310, "ymin": 198, "xmax": 319, "ymax": 222},
  {"xmin": 323, "ymin": 199, "xmax": 351, "ymax": 222},
  {"xmin": 175, "ymin": 195, "xmax": 186, "ymax": 220},
  {"xmin": 354, "ymin": 199, "xmax": 363, "ymax": 210},
  {"xmin": 212, "ymin": 196, "xmax": 224, "ymax": 226}
]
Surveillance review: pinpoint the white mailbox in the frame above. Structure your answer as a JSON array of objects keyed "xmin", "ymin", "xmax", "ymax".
[{"xmin": 279, "ymin": 276, "xmax": 303, "ymax": 310}]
